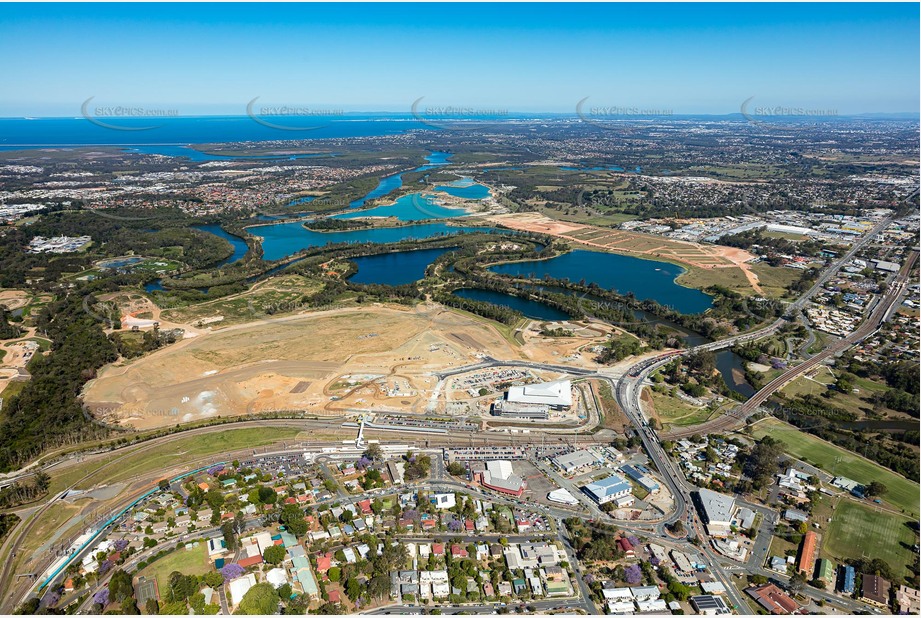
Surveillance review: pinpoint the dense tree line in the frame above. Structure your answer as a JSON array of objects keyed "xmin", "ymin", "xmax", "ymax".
[
  {"xmin": 0, "ymin": 292, "xmax": 118, "ymax": 472},
  {"xmin": 0, "ymin": 306, "xmax": 23, "ymax": 339}
]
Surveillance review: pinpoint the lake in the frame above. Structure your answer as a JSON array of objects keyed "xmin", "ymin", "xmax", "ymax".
[
  {"xmin": 336, "ymin": 192, "xmax": 470, "ymax": 222},
  {"xmin": 252, "ymin": 221, "xmax": 494, "ymax": 262},
  {"xmin": 349, "ymin": 151, "xmax": 451, "ymax": 208},
  {"xmin": 452, "ymin": 288, "xmax": 570, "ymax": 321},
  {"xmin": 349, "ymin": 247, "xmax": 458, "ymax": 286},
  {"xmin": 488, "ymin": 250, "xmax": 713, "ymax": 315},
  {"xmin": 195, "ymin": 224, "xmax": 249, "ymax": 267},
  {"xmin": 435, "ymin": 178, "xmax": 491, "ymax": 200}
]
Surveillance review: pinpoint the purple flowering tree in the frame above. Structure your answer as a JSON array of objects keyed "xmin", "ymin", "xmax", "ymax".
[
  {"xmin": 624, "ymin": 564, "xmax": 643, "ymax": 585},
  {"xmin": 221, "ymin": 563, "xmax": 245, "ymax": 580},
  {"xmin": 447, "ymin": 519, "xmax": 463, "ymax": 532},
  {"xmin": 355, "ymin": 456, "xmax": 372, "ymax": 471},
  {"xmin": 628, "ymin": 536, "xmax": 640, "ymax": 547},
  {"xmin": 97, "ymin": 560, "xmax": 112, "ymax": 576},
  {"xmin": 93, "ymin": 588, "xmax": 109, "ymax": 607},
  {"xmin": 113, "ymin": 539, "xmax": 130, "ymax": 552}
]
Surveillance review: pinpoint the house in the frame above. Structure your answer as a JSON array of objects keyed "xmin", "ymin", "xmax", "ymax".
[
  {"xmin": 746, "ymin": 584, "xmax": 799, "ymax": 615},
  {"xmin": 451, "ymin": 544, "xmax": 468, "ymax": 558},
  {"xmin": 860, "ymin": 574, "xmax": 891, "ymax": 608},
  {"xmin": 616, "ymin": 537, "xmax": 635, "ymax": 557},
  {"xmin": 228, "ymin": 573, "xmax": 257, "ymax": 606},
  {"xmin": 431, "ymin": 493, "xmax": 456, "ymax": 509},
  {"xmin": 316, "ymin": 552, "xmax": 333, "ymax": 573},
  {"xmin": 512, "ymin": 578, "xmax": 527, "ymax": 595},
  {"xmin": 783, "ymin": 508, "xmax": 809, "ymax": 524},
  {"xmin": 433, "ymin": 543, "xmax": 445, "ymax": 556},
  {"xmin": 266, "ymin": 568, "xmax": 289, "ymax": 589},
  {"xmin": 631, "ymin": 586, "xmax": 660, "ymax": 602}
]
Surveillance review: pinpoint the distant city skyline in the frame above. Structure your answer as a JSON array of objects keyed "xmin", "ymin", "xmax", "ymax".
[{"xmin": 0, "ymin": 3, "xmax": 918, "ymax": 117}]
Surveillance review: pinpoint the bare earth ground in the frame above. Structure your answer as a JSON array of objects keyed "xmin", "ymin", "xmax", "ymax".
[
  {"xmin": 488, "ymin": 212, "xmax": 764, "ymax": 294},
  {"xmin": 85, "ymin": 302, "xmax": 609, "ymax": 430}
]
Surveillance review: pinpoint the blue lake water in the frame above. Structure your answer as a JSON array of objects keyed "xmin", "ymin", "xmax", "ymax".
[
  {"xmin": 98, "ymin": 256, "xmax": 144, "ymax": 269},
  {"xmin": 349, "ymin": 247, "xmax": 457, "ymax": 286},
  {"xmin": 194, "ymin": 224, "xmax": 249, "ymax": 267},
  {"xmin": 252, "ymin": 221, "xmax": 493, "ymax": 262},
  {"xmin": 488, "ymin": 249, "xmax": 713, "ymax": 315},
  {"xmin": 435, "ymin": 178, "xmax": 491, "ymax": 200},
  {"xmin": 452, "ymin": 288, "xmax": 570, "ymax": 321},
  {"xmin": 349, "ymin": 151, "xmax": 451, "ymax": 208},
  {"xmin": 336, "ymin": 192, "xmax": 469, "ymax": 222}
]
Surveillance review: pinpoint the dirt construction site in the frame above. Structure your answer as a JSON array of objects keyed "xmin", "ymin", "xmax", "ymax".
[{"xmin": 83, "ymin": 302, "xmax": 614, "ymax": 430}]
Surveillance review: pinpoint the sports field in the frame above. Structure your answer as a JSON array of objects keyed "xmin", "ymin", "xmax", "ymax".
[
  {"xmin": 823, "ymin": 500, "xmax": 918, "ymax": 580},
  {"xmin": 750, "ymin": 417, "xmax": 919, "ymax": 517},
  {"xmin": 135, "ymin": 542, "xmax": 212, "ymax": 591}
]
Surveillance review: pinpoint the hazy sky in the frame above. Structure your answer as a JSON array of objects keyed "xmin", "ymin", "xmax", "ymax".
[{"xmin": 1, "ymin": 2, "xmax": 918, "ymax": 116}]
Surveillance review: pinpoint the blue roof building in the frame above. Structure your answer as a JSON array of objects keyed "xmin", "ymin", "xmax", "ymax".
[
  {"xmin": 582, "ymin": 474, "xmax": 632, "ymax": 504},
  {"xmin": 839, "ymin": 565, "xmax": 855, "ymax": 594}
]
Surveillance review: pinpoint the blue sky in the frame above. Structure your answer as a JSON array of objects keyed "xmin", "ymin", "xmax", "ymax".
[{"xmin": 0, "ymin": 3, "xmax": 918, "ymax": 116}]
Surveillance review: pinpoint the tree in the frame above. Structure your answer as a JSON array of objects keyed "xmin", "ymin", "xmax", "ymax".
[
  {"xmin": 221, "ymin": 521, "xmax": 237, "ymax": 551},
  {"xmin": 109, "ymin": 569, "xmax": 134, "ymax": 602},
  {"xmin": 446, "ymin": 462, "xmax": 467, "ymax": 476},
  {"xmin": 328, "ymin": 567, "xmax": 342, "ymax": 582},
  {"xmin": 237, "ymin": 583, "xmax": 279, "ymax": 615},
  {"xmin": 257, "ymin": 485, "xmax": 277, "ymax": 504},
  {"xmin": 263, "ymin": 544, "xmax": 286, "ymax": 565},
  {"xmin": 866, "ymin": 481, "xmax": 888, "ymax": 498},
  {"xmin": 789, "ymin": 572, "xmax": 807, "ymax": 595},
  {"xmin": 363, "ymin": 443, "xmax": 384, "ymax": 461},
  {"xmin": 280, "ymin": 504, "xmax": 308, "ymax": 537},
  {"xmin": 120, "ymin": 598, "xmax": 141, "ymax": 615},
  {"xmin": 145, "ymin": 599, "xmax": 160, "ymax": 615},
  {"xmin": 345, "ymin": 577, "xmax": 362, "ymax": 602},
  {"xmin": 158, "ymin": 479, "xmax": 171, "ymax": 491}
]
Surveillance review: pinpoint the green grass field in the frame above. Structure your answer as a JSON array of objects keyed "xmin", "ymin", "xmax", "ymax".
[
  {"xmin": 136, "ymin": 542, "xmax": 212, "ymax": 591},
  {"xmin": 751, "ymin": 418, "xmax": 920, "ymax": 518},
  {"xmin": 648, "ymin": 388, "xmax": 718, "ymax": 427},
  {"xmin": 823, "ymin": 500, "xmax": 918, "ymax": 581},
  {"xmin": 74, "ymin": 427, "xmax": 301, "ymax": 489}
]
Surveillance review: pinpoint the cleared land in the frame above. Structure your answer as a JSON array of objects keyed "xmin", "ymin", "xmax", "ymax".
[
  {"xmin": 84, "ymin": 304, "xmax": 522, "ymax": 429},
  {"xmin": 750, "ymin": 417, "xmax": 919, "ymax": 517},
  {"xmin": 823, "ymin": 500, "xmax": 918, "ymax": 581}
]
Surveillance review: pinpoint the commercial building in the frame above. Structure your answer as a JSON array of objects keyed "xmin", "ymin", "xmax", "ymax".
[
  {"xmin": 690, "ymin": 595, "xmax": 732, "ymax": 615},
  {"xmin": 620, "ymin": 464, "xmax": 660, "ymax": 493},
  {"xmin": 797, "ymin": 531, "xmax": 817, "ymax": 574},
  {"xmin": 838, "ymin": 565, "xmax": 856, "ymax": 594},
  {"xmin": 551, "ymin": 449, "xmax": 601, "ymax": 474},
  {"xmin": 694, "ymin": 489, "xmax": 736, "ymax": 538},
  {"xmin": 896, "ymin": 585, "xmax": 920, "ymax": 615},
  {"xmin": 582, "ymin": 474, "xmax": 632, "ymax": 505},
  {"xmin": 505, "ymin": 380, "xmax": 572, "ymax": 409},
  {"xmin": 479, "ymin": 460, "xmax": 526, "ymax": 497},
  {"xmin": 815, "ymin": 558, "xmax": 835, "ymax": 584},
  {"xmin": 745, "ymin": 584, "xmax": 799, "ymax": 615},
  {"xmin": 860, "ymin": 574, "xmax": 891, "ymax": 608},
  {"xmin": 491, "ymin": 400, "xmax": 549, "ymax": 419}
]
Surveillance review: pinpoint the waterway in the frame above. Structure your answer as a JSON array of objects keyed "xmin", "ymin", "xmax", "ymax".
[
  {"xmin": 253, "ymin": 221, "xmax": 493, "ymax": 262},
  {"xmin": 348, "ymin": 151, "xmax": 452, "ymax": 209},
  {"xmin": 452, "ymin": 288, "xmax": 570, "ymax": 321},
  {"xmin": 488, "ymin": 250, "xmax": 713, "ymax": 315},
  {"xmin": 349, "ymin": 247, "xmax": 458, "ymax": 287}
]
